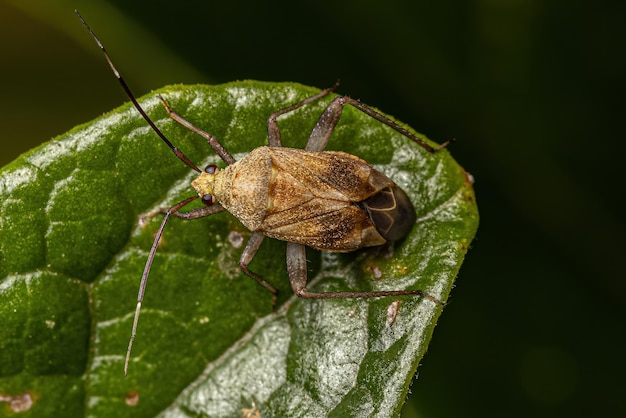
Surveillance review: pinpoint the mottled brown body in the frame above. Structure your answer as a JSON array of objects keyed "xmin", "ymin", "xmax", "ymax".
[{"xmin": 191, "ymin": 146, "xmax": 414, "ymax": 252}]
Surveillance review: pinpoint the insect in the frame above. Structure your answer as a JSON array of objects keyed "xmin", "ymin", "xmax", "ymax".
[{"xmin": 76, "ymin": 11, "xmax": 447, "ymax": 375}]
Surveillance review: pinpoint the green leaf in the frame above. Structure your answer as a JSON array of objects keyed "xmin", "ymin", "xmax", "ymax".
[{"xmin": 0, "ymin": 81, "xmax": 478, "ymax": 417}]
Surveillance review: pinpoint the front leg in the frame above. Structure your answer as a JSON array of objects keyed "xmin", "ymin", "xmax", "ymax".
[
  {"xmin": 143, "ymin": 203, "xmax": 227, "ymax": 221},
  {"xmin": 158, "ymin": 95, "xmax": 236, "ymax": 165}
]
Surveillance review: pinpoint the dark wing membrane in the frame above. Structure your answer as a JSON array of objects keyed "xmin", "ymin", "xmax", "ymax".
[{"xmin": 357, "ymin": 184, "xmax": 417, "ymax": 242}]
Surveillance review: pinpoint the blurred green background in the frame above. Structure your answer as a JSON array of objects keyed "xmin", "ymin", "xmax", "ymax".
[{"xmin": 1, "ymin": 0, "xmax": 624, "ymax": 417}]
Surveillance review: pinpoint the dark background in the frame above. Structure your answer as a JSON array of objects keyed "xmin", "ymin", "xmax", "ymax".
[{"xmin": 2, "ymin": 1, "xmax": 625, "ymax": 417}]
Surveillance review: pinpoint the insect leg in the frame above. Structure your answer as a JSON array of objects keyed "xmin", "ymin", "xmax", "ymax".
[
  {"xmin": 305, "ymin": 97, "xmax": 345, "ymax": 152},
  {"xmin": 151, "ymin": 208, "xmax": 280, "ymax": 302},
  {"xmin": 158, "ymin": 95, "xmax": 236, "ymax": 165},
  {"xmin": 306, "ymin": 96, "xmax": 450, "ymax": 153},
  {"xmin": 170, "ymin": 204, "xmax": 227, "ymax": 219},
  {"xmin": 239, "ymin": 232, "xmax": 279, "ymax": 302},
  {"xmin": 266, "ymin": 83, "xmax": 339, "ymax": 147},
  {"xmin": 286, "ymin": 243, "xmax": 443, "ymax": 304},
  {"xmin": 143, "ymin": 202, "xmax": 227, "ymax": 221}
]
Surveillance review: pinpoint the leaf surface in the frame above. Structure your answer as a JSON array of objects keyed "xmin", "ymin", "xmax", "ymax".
[{"xmin": 0, "ymin": 82, "xmax": 478, "ymax": 417}]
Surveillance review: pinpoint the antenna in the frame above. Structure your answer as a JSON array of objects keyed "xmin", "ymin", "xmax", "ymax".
[
  {"xmin": 75, "ymin": 10, "xmax": 201, "ymax": 173},
  {"xmin": 76, "ymin": 11, "xmax": 204, "ymax": 375}
]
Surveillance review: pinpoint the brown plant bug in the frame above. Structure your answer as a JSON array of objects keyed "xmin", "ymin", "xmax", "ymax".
[{"xmin": 76, "ymin": 11, "xmax": 448, "ymax": 376}]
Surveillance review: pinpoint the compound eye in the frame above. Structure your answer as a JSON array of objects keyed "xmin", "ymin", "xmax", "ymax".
[
  {"xmin": 201, "ymin": 194, "xmax": 214, "ymax": 205},
  {"xmin": 204, "ymin": 164, "xmax": 219, "ymax": 174}
]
